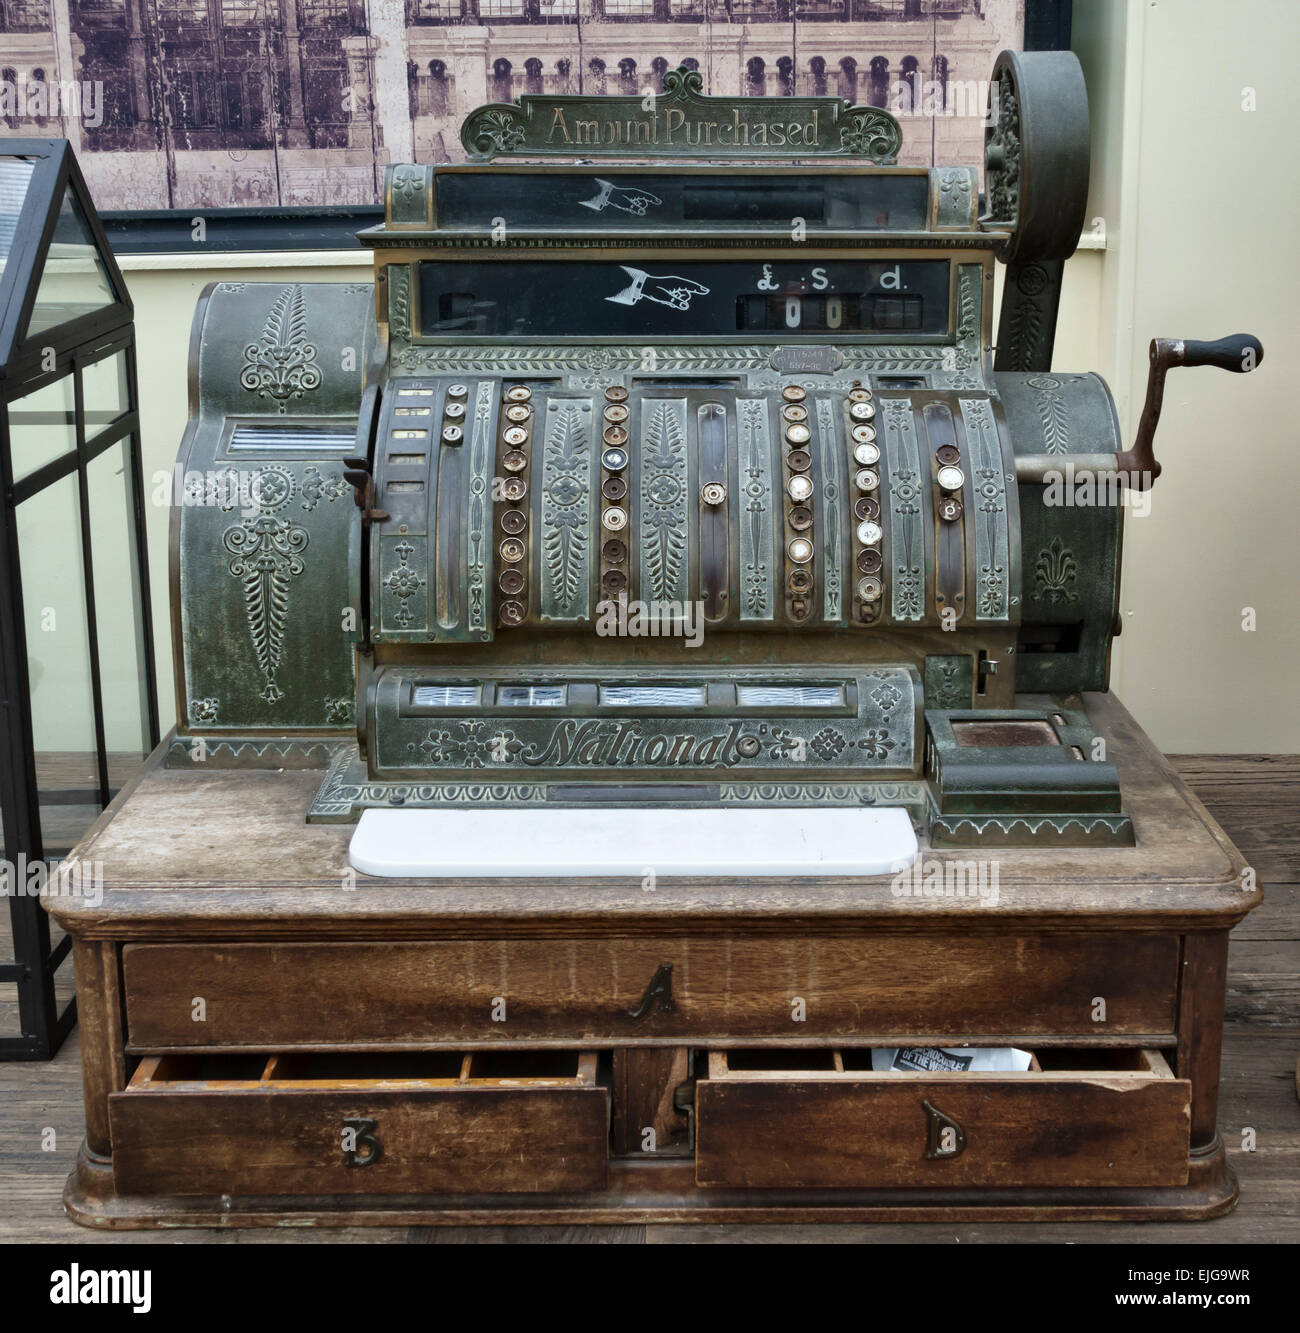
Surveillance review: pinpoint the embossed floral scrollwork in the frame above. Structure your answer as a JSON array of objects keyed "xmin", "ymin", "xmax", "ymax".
[
  {"xmin": 383, "ymin": 539, "xmax": 425, "ymax": 628},
  {"xmin": 1032, "ymin": 536, "xmax": 1078, "ymax": 605},
  {"xmin": 661, "ymin": 65, "xmax": 705, "ymax": 98},
  {"xmin": 324, "ymin": 697, "xmax": 355, "ymax": 725},
  {"xmin": 240, "ymin": 285, "xmax": 322, "ymax": 413},
  {"xmin": 301, "ymin": 466, "xmax": 350, "ymax": 512},
  {"xmin": 223, "ymin": 516, "xmax": 310, "ymax": 705},
  {"xmin": 463, "ymin": 106, "xmax": 528, "ymax": 157},
  {"xmin": 984, "ymin": 74, "xmax": 1020, "ymax": 222},
  {"xmin": 838, "ymin": 107, "xmax": 903, "ymax": 164},
  {"xmin": 189, "ymin": 697, "xmax": 219, "ymax": 725}
]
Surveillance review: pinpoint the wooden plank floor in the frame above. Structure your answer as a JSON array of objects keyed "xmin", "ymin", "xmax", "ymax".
[{"xmin": 1, "ymin": 755, "xmax": 1295, "ymax": 1244}]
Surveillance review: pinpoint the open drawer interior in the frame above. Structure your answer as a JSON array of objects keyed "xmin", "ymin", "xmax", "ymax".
[
  {"xmin": 127, "ymin": 1049, "xmax": 598, "ymax": 1090},
  {"xmin": 709, "ymin": 1047, "xmax": 1169, "ymax": 1078}
]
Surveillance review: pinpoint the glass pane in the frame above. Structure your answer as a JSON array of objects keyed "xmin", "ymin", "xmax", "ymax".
[
  {"xmin": 88, "ymin": 439, "xmax": 151, "ymax": 766},
  {"xmin": 411, "ymin": 685, "xmax": 480, "ymax": 707},
  {"xmin": 7, "ymin": 371, "xmax": 76, "ymax": 485},
  {"xmin": 599, "ymin": 685, "xmax": 705, "ymax": 707},
  {"xmin": 736, "ymin": 685, "xmax": 846, "ymax": 707},
  {"xmin": 15, "ymin": 470, "xmax": 99, "ymax": 857},
  {"xmin": 81, "ymin": 350, "xmax": 129, "ymax": 435},
  {"xmin": 0, "ymin": 158, "xmax": 36, "ymax": 279},
  {"xmin": 497, "ymin": 685, "xmax": 566, "ymax": 707},
  {"xmin": 25, "ymin": 184, "xmax": 118, "ymax": 340}
]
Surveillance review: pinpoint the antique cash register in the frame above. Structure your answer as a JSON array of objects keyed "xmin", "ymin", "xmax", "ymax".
[{"xmin": 50, "ymin": 54, "xmax": 1265, "ymax": 1226}]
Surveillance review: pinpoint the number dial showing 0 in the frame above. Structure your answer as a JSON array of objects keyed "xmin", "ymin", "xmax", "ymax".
[{"xmin": 783, "ymin": 296, "xmax": 843, "ymax": 329}]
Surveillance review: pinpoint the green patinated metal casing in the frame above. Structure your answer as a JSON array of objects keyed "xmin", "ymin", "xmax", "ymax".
[
  {"xmin": 168, "ymin": 280, "xmax": 380, "ymax": 765},
  {"xmin": 998, "ymin": 372, "xmax": 1124, "ymax": 693},
  {"xmin": 926, "ymin": 707, "xmax": 1134, "ymax": 847}
]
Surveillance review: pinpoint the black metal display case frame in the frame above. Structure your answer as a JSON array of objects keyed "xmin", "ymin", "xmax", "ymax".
[{"xmin": 0, "ymin": 138, "xmax": 159, "ymax": 1058}]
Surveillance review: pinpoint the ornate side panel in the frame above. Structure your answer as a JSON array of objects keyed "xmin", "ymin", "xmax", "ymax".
[
  {"xmin": 995, "ymin": 370, "xmax": 1124, "ymax": 692},
  {"xmin": 174, "ymin": 282, "xmax": 376, "ymax": 737}
]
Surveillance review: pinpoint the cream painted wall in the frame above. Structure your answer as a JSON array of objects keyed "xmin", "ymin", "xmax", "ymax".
[{"xmin": 1073, "ymin": 0, "xmax": 1300, "ymax": 751}]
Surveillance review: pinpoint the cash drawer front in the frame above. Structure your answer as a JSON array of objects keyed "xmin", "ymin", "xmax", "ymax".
[
  {"xmin": 108, "ymin": 1052, "xmax": 608, "ymax": 1197},
  {"xmin": 695, "ymin": 1049, "xmax": 1191, "ymax": 1190},
  {"xmin": 121, "ymin": 936, "xmax": 1180, "ymax": 1046}
]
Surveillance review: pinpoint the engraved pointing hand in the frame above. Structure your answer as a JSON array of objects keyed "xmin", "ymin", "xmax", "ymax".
[
  {"xmin": 580, "ymin": 179, "xmax": 664, "ymax": 216},
  {"xmin": 606, "ymin": 266, "xmax": 711, "ymax": 312}
]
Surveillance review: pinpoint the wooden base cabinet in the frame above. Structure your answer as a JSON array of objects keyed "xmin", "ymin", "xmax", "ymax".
[{"xmin": 51, "ymin": 696, "xmax": 1259, "ymax": 1227}]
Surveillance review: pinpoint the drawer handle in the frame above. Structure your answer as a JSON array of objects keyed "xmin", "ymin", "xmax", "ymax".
[
  {"xmin": 627, "ymin": 963, "xmax": 676, "ymax": 1019},
  {"xmin": 922, "ymin": 1100, "xmax": 966, "ymax": 1160},
  {"xmin": 342, "ymin": 1117, "xmax": 384, "ymax": 1168}
]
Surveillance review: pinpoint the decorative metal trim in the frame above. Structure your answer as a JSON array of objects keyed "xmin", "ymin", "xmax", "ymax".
[
  {"xmin": 1031, "ymin": 535, "xmax": 1079, "ymax": 605},
  {"xmin": 189, "ymin": 698, "xmax": 219, "ymax": 724},
  {"xmin": 934, "ymin": 167, "xmax": 976, "ymax": 229},
  {"xmin": 300, "ymin": 466, "xmax": 350, "ymax": 512},
  {"xmin": 167, "ymin": 738, "xmax": 342, "ymax": 771},
  {"xmin": 816, "ymin": 395, "xmax": 844, "ymax": 623},
  {"xmin": 239, "ymin": 285, "xmax": 321, "ymax": 413},
  {"xmin": 387, "ymin": 164, "xmax": 433, "ymax": 227},
  {"xmin": 222, "ymin": 515, "xmax": 309, "ymax": 705},
  {"xmin": 738, "ymin": 398, "xmax": 775, "ymax": 622},
  {"xmin": 923, "ymin": 655, "xmax": 973, "ymax": 711},
  {"xmin": 372, "ymin": 665, "xmax": 917, "ymax": 780},
  {"xmin": 387, "ymin": 263, "xmax": 413, "ymax": 342},
  {"xmin": 394, "ymin": 343, "xmax": 774, "ymax": 374},
  {"xmin": 719, "ymin": 782, "xmax": 927, "ymax": 807},
  {"xmin": 539, "ymin": 398, "xmax": 595, "ymax": 621},
  {"xmin": 984, "ymin": 68, "xmax": 1020, "ymax": 225},
  {"xmin": 375, "ymin": 233, "xmax": 998, "ymax": 254},
  {"xmin": 460, "ymin": 64, "xmax": 902, "ymax": 164},
  {"xmin": 307, "ymin": 747, "xmax": 930, "ymax": 820},
  {"xmin": 393, "ymin": 342, "xmax": 978, "ymax": 379},
  {"xmin": 381, "ymin": 535, "xmax": 428, "ymax": 631},
  {"xmin": 1025, "ymin": 373, "xmax": 1087, "ymax": 454},
  {"xmin": 881, "ymin": 398, "xmax": 924, "ymax": 622},
  {"xmin": 639, "ymin": 398, "xmax": 690, "ymax": 605},
  {"xmin": 960, "ymin": 396, "xmax": 1010, "ymax": 621},
  {"xmin": 466, "ymin": 380, "xmax": 495, "ymax": 639},
  {"xmin": 324, "ymin": 696, "xmax": 355, "ymax": 725},
  {"xmin": 308, "ymin": 746, "xmax": 548, "ymax": 820},
  {"xmin": 929, "ymin": 814, "xmax": 1135, "ymax": 847}
]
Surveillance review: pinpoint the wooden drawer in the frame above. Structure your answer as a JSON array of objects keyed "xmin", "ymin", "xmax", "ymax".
[
  {"xmin": 695, "ymin": 1048, "xmax": 1191, "ymax": 1190},
  {"xmin": 108, "ymin": 1050, "xmax": 608, "ymax": 1197},
  {"xmin": 121, "ymin": 934, "xmax": 1179, "ymax": 1047}
]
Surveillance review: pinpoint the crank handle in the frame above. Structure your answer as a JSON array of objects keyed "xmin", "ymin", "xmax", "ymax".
[
  {"xmin": 1015, "ymin": 334, "xmax": 1263, "ymax": 487},
  {"xmin": 1117, "ymin": 334, "xmax": 1263, "ymax": 489}
]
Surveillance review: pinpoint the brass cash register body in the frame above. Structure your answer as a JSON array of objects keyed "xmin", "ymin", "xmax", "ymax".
[{"xmin": 49, "ymin": 56, "xmax": 1264, "ymax": 1226}]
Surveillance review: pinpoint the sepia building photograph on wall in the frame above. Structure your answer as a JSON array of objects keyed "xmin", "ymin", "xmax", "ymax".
[{"xmin": 1, "ymin": 0, "xmax": 1022, "ymax": 210}]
